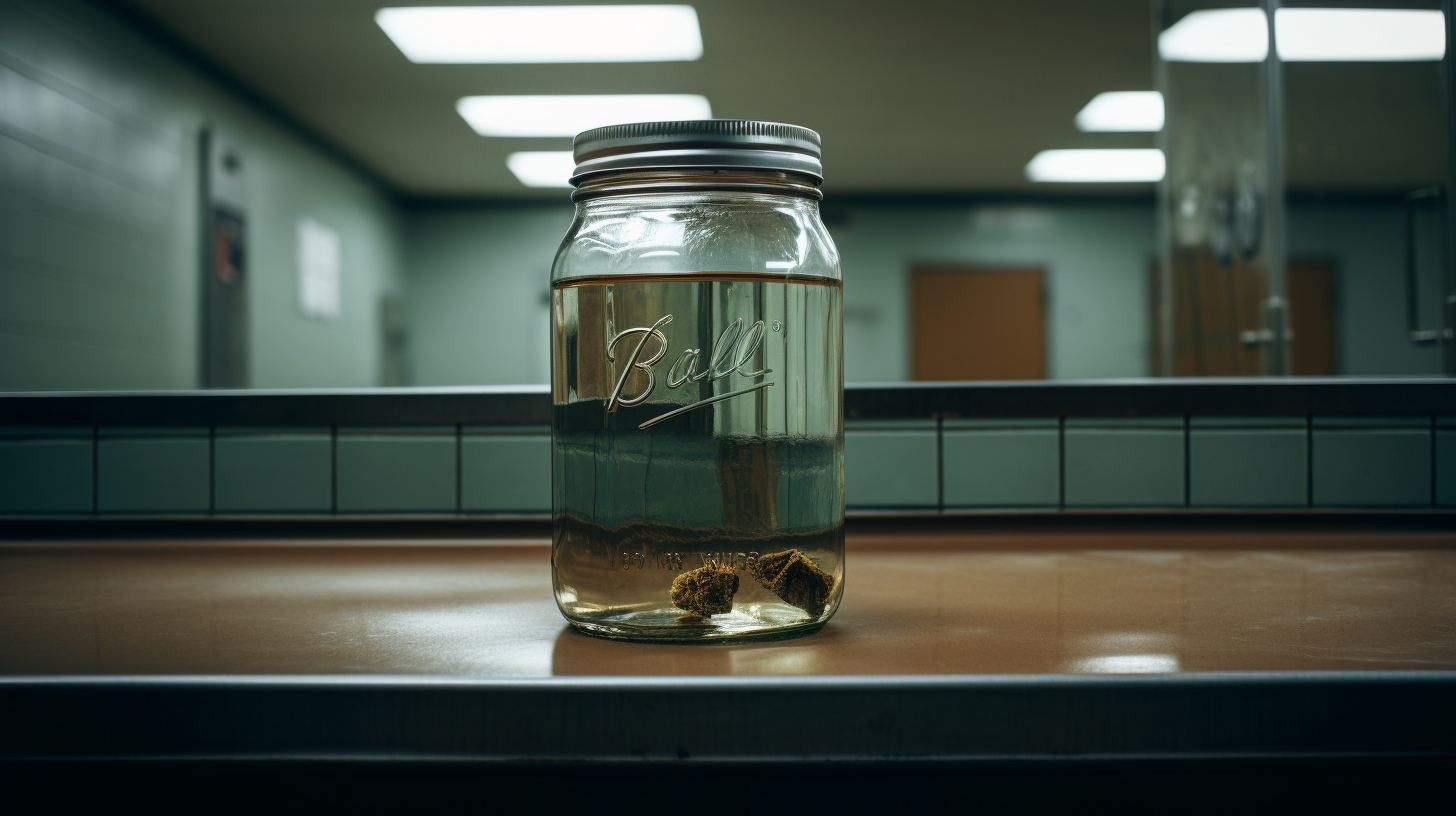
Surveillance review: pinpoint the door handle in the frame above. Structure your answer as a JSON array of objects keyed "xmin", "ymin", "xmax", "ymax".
[
  {"xmin": 1405, "ymin": 186, "xmax": 1451, "ymax": 345},
  {"xmin": 1239, "ymin": 327, "xmax": 1294, "ymax": 347}
]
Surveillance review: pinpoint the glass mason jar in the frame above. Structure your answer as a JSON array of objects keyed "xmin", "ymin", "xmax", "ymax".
[{"xmin": 550, "ymin": 120, "xmax": 843, "ymax": 642}]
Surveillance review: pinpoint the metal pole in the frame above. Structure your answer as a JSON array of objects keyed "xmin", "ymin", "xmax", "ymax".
[
  {"xmin": 1444, "ymin": 0, "xmax": 1456, "ymax": 374},
  {"xmin": 1154, "ymin": 0, "xmax": 1175, "ymax": 377},
  {"xmin": 1263, "ymin": 0, "xmax": 1289, "ymax": 375}
]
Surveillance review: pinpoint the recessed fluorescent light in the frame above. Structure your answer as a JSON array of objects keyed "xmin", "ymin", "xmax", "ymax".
[
  {"xmin": 507, "ymin": 151, "xmax": 577, "ymax": 188},
  {"xmin": 457, "ymin": 95, "xmax": 712, "ymax": 138},
  {"xmin": 1159, "ymin": 8, "xmax": 1269, "ymax": 62},
  {"xmin": 1075, "ymin": 91, "xmax": 1164, "ymax": 132},
  {"xmin": 1025, "ymin": 149, "xmax": 1166, "ymax": 183},
  {"xmin": 375, "ymin": 5, "xmax": 703, "ymax": 63},
  {"xmin": 1159, "ymin": 7, "xmax": 1447, "ymax": 63},
  {"xmin": 1276, "ymin": 9, "xmax": 1445, "ymax": 61}
]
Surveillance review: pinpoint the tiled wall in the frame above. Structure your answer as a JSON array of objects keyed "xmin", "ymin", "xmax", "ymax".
[
  {"xmin": 848, "ymin": 416, "xmax": 1453, "ymax": 512},
  {"xmin": 2, "ymin": 416, "xmax": 1451, "ymax": 516},
  {"xmin": 0, "ymin": 0, "xmax": 403, "ymax": 391},
  {"xmin": 0, "ymin": 425, "xmax": 551, "ymax": 516}
]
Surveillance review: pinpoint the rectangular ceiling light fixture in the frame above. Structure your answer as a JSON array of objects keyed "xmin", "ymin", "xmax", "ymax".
[
  {"xmin": 458, "ymin": 95, "xmax": 711, "ymax": 137},
  {"xmin": 1160, "ymin": 7, "xmax": 1445, "ymax": 62},
  {"xmin": 1074, "ymin": 91, "xmax": 1164, "ymax": 132},
  {"xmin": 1025, "ymin": 149, "xmax": 1166, "ymax": 183},
  {"xmin": 1276, "ymin": 9, "xmax": 1445, "ymax": 61},
  {"xmin": 507, "ymin": 151, "xmax": 577, "ymax": 187},
  {"xmin": 375, "ymin": 6, "xmax": 703, "ymax": 63},
  {"xmin": 1158, "ymin": 8, "xmax": 1269, "ymax": 62}
]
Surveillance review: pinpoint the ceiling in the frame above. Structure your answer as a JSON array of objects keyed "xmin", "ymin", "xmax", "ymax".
[{"xmin": 124, "ymin": 0, "xmax": 1445, "ymax": 200}]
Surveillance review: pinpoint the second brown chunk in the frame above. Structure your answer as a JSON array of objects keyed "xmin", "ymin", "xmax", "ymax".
[{"xmin": 750, "ymin": 549, "xmax": 834, "ymax": 617}]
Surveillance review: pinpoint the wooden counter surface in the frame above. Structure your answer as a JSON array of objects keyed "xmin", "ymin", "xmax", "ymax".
[
  {"xmin": 3, "ymin": 518, "xmax": 1454, "ymax": 762},
  {"xmin": 2, "ymin": 526, "xmax": 1455, "ymax": 676}
]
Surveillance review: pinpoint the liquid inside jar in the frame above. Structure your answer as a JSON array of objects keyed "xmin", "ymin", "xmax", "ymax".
[{"xmin": 551, "ymin": 273, "xmax": 843, "ymax": 641}]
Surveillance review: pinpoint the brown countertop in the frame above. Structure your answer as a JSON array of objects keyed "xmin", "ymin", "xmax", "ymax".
[
  {"xmin": 2, "ymin": 519, "xmax": 1453, "ymax": 676},
  {"xmin": 3, "ymin": 517, "xmax": 1454, "ymax": 761}
]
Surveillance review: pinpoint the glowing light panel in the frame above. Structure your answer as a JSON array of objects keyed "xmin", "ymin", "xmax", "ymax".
[
  {"xmin": 1075, "ymin": 91, "xmax": 1165, "ymax": 132},
  {"xmin": 1159, "ymin": 8, "xmax": 1269, "ymax": 62},
  {"xmin": 376, "ymin": 6, "xmax": 703, "ymax": 63},
  {"xmin": 506, "ymin": 151, "xmax": 577, "ymax": 187},
  {"xmin": 457, "ymin": 95, "xmax": 711, "ymax": 137},
  {"xmin": 1276, "ymin": 9, "xmax": 1445, "ymax": 61},
  {"xmin": 1025, "ymin": 149, "xmax": 1166, "ymax": 183},
  {"xmin": 1159, "ymin": 7, "xmax": 1446, "ymax": 62}
]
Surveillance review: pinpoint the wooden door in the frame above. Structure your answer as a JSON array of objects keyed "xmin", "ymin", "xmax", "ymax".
[
  {"xmin": 1167, "ymin": 248, "xmax": 1266, "ymax": 376},
  {"xmin": 1288, "ymin": 261, "xmax": 1336, "ymax": 375},
  {"xmin": 911, "ymin": 266, "xmax": 1047, "ymax": 380},
  {"xmin": 1150, "ymin": 255, "xmax": 1337, "ymax": 376}
]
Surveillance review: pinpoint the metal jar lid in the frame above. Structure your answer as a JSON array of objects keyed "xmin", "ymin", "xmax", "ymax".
[{"xmin": 570, "ymin": 120, "xmax": 822, "ymax": 186}]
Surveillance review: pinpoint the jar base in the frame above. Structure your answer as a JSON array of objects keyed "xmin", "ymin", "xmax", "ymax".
[{"xmin": 564, "ymin": 603, "xmax": 828, "ymax": 644}]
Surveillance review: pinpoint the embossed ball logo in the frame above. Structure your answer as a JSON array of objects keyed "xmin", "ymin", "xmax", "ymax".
[{"xmin": 605, "ymin": 315, "xmax": 777, "ymax": 429}]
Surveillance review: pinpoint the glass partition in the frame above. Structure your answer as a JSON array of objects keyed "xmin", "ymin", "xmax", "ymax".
[{"xmin": 1156, "ymin": 0, "xmax": 1454, "ymax": 377}]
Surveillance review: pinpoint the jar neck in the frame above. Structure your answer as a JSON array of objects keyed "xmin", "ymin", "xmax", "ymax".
[{"xmin": 570, "ymin": 168, "xmax": 823, "ymax": 203}]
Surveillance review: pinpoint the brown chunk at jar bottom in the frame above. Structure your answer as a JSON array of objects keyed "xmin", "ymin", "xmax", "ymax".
[
  {"xmin": 670, "ymin": 565, "xmax": 740, "ymax": 617},
  {"xmin": 750, "ymin": 549, "xmax": 834, "ymax": 618}
]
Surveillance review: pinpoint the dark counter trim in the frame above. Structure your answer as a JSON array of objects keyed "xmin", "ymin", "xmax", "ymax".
[
  {"xmin": 2, "ymin": 672, "xmax": 1452, "ymax": 761},
  {"xmin": 0, "ymin": 386, "xmax": 553, "ymax": 426},
  {"xmin": 844, "ymin": 377, "xmax": 1455, "ymax": 419},
  {"xmin": 0, "ymin": 378, "xmax": 1450, "ymax": 426},
  {"xmin": 2, "ymin": 511, "xmax": 1453, "ymax": 542}
]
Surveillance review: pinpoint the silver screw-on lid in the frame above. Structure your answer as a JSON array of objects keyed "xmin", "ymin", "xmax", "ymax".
[{"xmin": 571, "ymin": 120, "xmax": 822, "ymax": 185}]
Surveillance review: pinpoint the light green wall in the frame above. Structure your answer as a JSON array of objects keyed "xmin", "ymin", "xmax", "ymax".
[
  {"xmin": 0, "ymin": 0, "xmax": 402, "ymax": 391},
  {"xmin": 401, "ymin": 201, "xmax": 1159, "ymax": 385},
  {"xmin": 404, "ymin": 205, "xmax": 570, "ymax": 386},
  {"xmin": 832, "ymin": 203, "xmax": 1155, "ymax": 380},
  {"xmin": 245, "ymin": 139, "xmax": 403, "ymax": 389},
  {"xmin": 1288, "ymin": 200, "xmax": 1443, "ymax": 376},
  {"xmin": 401, "ymin": 198, "xmax": 1439, "ymax": 385}
]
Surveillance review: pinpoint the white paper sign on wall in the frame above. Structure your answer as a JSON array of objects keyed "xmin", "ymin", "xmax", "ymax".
[{"xmin": 298, "ymin": 218, "xmax": 341, "ymax": 320}]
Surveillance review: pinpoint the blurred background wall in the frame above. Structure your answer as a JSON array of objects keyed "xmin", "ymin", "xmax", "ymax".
[
  {"xmin": 400, "ymin": 198, "xmax": 1434, "ymax": 385},
  {"xmin": 1288, "ymin": 200, "xmax": 1445, "ymax": 376},
  {"xmin": 403, "ymin": 202, "xmax": 1157, "ymax": 384},
  {"xmin": 0, "ymin": 0, "xmax": 402, "ymax": 391},
  {"xmin": 0, "ymin": 0, "xmax": 1447, "ymax": 390}
]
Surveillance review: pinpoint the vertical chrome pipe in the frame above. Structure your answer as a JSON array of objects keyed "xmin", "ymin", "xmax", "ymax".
[
  {"xmin": 1153, "ymin": 0, "xmax": 1175, "ymax": 377},
  {"xmin": 1444, "ymin": 0, "xmax": 1456, "ymax": 374},
  {"xmin": 1262, "ymin": 0, "xmax": 1290, "ymax": 375}
]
